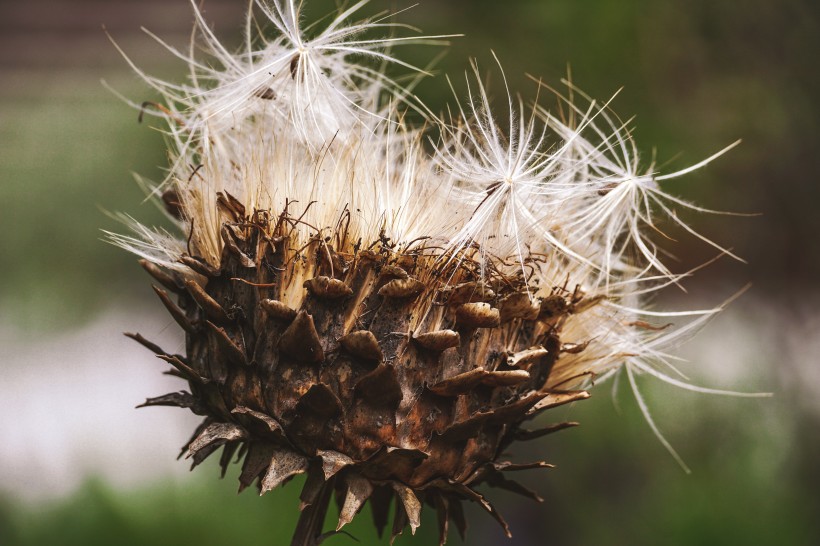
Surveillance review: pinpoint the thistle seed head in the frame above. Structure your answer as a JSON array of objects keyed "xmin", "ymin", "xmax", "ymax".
[{"xmin": 109, "ymin": 1, "xmax": 768, "ymax": 543}]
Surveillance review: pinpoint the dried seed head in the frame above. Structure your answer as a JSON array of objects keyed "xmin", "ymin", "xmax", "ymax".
[{"xmin": 110, "ymin": 0, "xmax": 768, "ymax": 543}]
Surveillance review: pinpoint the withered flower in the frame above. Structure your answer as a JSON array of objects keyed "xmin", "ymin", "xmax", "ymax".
[{"xmin": 108, "ymin": 1, "xmax": 767, "ymax": 544}]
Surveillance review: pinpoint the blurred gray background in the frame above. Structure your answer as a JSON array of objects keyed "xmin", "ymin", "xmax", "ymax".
[{"xmin": 1, "ymin": 1, "xmax": 818, "ymax": 544}]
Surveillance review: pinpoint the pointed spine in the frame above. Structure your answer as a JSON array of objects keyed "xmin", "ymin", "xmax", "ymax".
[
  {"xmin": 185, "ymin": 280, "xmax": 231, "ymax": 323},
  {"xmin": 152, "ymin": 285, "xmax": 196, "ymax": 334}
]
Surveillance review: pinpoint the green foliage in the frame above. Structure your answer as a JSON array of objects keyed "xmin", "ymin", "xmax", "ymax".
[{"xmin": 0, "ymin": 83, "xmax": 168, "ymax": 332}]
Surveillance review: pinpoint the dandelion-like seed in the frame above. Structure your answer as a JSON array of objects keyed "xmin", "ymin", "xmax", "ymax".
[{"xmin": 109, "ymin": 1, "xmax": 768, "ymax": 544}]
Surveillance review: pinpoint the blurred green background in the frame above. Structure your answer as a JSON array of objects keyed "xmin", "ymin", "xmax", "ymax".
[{"xmin": 1, "ymin": 0, "xmax": 818, "ymax": 545}]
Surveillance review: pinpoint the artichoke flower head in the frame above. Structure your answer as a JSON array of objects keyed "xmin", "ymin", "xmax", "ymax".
[{"xmin": 108, "ymin": 1, "xmax": 767, "ymax": 544}]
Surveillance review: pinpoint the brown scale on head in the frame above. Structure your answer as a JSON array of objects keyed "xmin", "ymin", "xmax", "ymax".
[{"xmin": 131, "ymin": 205, "xmax": 595, "ymax": 545}]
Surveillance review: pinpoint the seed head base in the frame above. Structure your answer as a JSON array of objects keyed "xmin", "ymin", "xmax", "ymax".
[{"xmin": 132, "ymin": 199, "xmax": 594, "ymax": 544}]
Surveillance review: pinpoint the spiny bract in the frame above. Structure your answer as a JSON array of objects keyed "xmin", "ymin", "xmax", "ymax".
[{"xmin": 109, "ymin": 1, "xmax": 761, "ymax": 544}]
